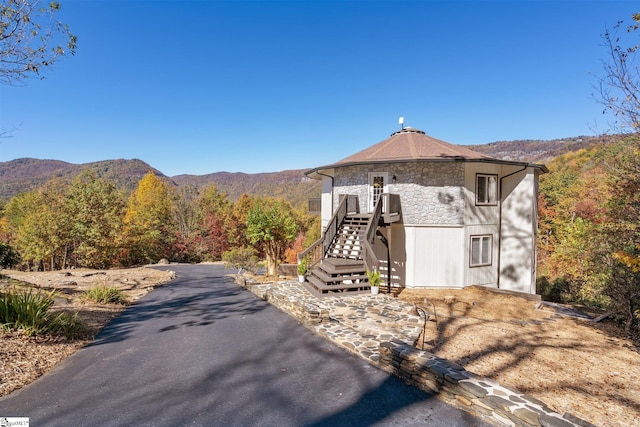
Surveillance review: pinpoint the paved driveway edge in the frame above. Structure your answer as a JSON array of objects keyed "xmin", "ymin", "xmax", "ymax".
[{"xmin": 237, "ymin": 276, "xmax": 594, "ymax": 427}]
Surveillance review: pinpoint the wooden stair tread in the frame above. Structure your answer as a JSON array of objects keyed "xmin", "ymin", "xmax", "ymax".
[
  {"xmin": 307, "ymin": 276, "xmax": 368, "ymax": 291},
  {"xmin": 300, "ymin": 212, "xmax": 375, "ymax": 298},
  {"xmin": 304, "ymin": 276, "xmax": 371, "ymax": 297},
  {"xmin": 312, "ymin": 268, "xmax": 367, "ymax": 284}
]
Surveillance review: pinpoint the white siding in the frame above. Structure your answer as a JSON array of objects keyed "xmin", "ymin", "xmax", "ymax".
[
  {"xmin": 465, "ymin": 225, "xmax": 498, "ymax": 287},
  {"xmin": 405, "ymin": 226, "xmax": 464, "ymax": 288},
  {"xmin": 499, "ymin": 169, "xmax": 537, "ymax": 293},
  {"xmin": 464, "ymin": 164, "xmax": 500, "ymax": 226},
  {"xmin": 321, "ymin": 175, "xmax": 333, "ymax": 230},
  {"xmin": 320, "ymin": 161, "xmax": 541, "ymax": 295}
]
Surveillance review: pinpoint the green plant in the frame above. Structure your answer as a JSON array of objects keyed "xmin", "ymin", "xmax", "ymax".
[
  {"xmin": 536, "ymin": 276, "xmax": 572, "ymax": 303},
  {"xmin": 366, "ymin": 269, "xmax": 381, "ymax": 287},
  {"xmin": 246, "ymin": 197, "xmax": 298, "ymax": 276},
  {"xmin": 82, "ymin": 285, "xmax": 128, "ymax": 305},
  {"xmin": 0, "ymin": 243, "xmax": 19, "ymax": 268},
  {"xmin": 0, "ymin": 287, "xmax": 83, "ymax": 336},
  {"xmin": 297, "ymin": 258, "xmax": 307, "ymax": 275},
  {"xmin": 222, "ymin": 246, "xmax": 259, "ymax": 276},
  {"xmin": 48, "ymin": 311, "xmax": 85, "ymax": 337}
]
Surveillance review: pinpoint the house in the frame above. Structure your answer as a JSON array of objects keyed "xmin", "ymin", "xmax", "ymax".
[{"xmin": 298, "ymin": 126, "xmax": 547, "ymax": 297}]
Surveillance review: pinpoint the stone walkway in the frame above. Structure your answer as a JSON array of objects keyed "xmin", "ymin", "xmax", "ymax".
[
  {"xmin": 243, "ymin": 280, "xmax": 424, "ymax": 363},
  {"xmin": 239, "ymin": 278, "xmax": 594, "ymax": 427}
]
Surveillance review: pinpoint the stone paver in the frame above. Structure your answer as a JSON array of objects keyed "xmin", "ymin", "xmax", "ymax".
[
  {"xmin": 241, "ymin": 278, "xmax": 595, "ymax": 427},
  {"xmin": 244, "ymin": 280, "xmax": 423, "ymax": 363}
]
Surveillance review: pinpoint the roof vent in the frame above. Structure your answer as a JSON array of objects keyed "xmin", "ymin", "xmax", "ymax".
[{"xmin": 390, "ymin": 127, "xmax": 425, "ymax": 137}]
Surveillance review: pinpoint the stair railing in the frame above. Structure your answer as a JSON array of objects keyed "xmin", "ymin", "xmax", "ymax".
[
  {"xmin": 361, "ymin": 193, "xmax": 383, "ymax": 273},
  {"xmin": 383, "ymin": 193, "xmax": 400, "ymax": 217},
  {"xmin": 366, "ymin": 193, "xmax": 384, "ymax": 245},
  {"xmin": 298, "ymin": 195, "xmax": 359, "ymax": 270}
]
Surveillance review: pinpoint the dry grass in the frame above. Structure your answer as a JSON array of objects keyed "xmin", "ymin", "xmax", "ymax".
[
  {"xmin": 2, "ymin": 270, "xmax": 639, "ymax": 426},
  {"xmin": 0, "ymin": 267, "xmax": 175, "ymax": 397},
  {"xmin": 396, "ymin": 286, "xmax": 640, "ymax": 427}
]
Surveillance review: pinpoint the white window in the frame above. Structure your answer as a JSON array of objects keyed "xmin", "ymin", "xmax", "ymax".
[
  {"xmin": 470, "ymin": 235, "xmax": 492, "ymax": 267},
  {"xmin": 476, "ymin": 174, "xmax": 498, "ymax": 205}
]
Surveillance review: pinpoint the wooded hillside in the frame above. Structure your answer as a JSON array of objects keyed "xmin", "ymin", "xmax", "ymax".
[
  {"xmin": 2, "ymin": 134, "xmax": 624, "ymax": 204},
  {"xmin": 0, "ymin": 159, "xmax": 320, "ymax": 207},
  {"xmin": 467, "ymin": 134, "xmax": 624, "ymax": 163},
  {"xmin": 172, "ymin": 170, "xmax": 320, "ymax": 207},
  {"xmin": 1, "ymin": 133, "xmax": 639, "ymax": 338},
  {"xmin": 536, "ymin": 133, "xmax": 640, "ymax": 339},
  {"xmin": 0, "ymin": 158, "xmax": 172, "ymax": 200}
]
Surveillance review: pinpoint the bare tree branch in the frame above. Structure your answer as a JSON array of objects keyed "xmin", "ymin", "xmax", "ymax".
[
  {"xmin": 0, "ymin": 0, "xmax": 76, "ymax": 86},
  {"xmin": 593, "ymin": 14, "xmax": 640, "ymax": 132}
]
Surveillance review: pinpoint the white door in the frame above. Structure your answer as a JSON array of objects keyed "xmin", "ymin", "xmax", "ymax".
[{"xmin": 368, "ymin": 172, "xmax": 388, "ymax": 213}]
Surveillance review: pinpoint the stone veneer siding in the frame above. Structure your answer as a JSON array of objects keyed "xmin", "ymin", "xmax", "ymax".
[{"xmin": 333, "ymin": 162, "xmax": 465, "ymax": 225}]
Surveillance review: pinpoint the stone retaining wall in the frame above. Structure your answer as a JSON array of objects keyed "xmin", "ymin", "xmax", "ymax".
[
  {"xmin": 236, "ymin": 277, "xmax": 330, "ymax": 324},
  {"xmin": 237, "ymin": 277, "xmax": 594, "ymax": 427},
  {"xmin": 378, "ymin": 340, "xmax": 594, "ymax": 427}
]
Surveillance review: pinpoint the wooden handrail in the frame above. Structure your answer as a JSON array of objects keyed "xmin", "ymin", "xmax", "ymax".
[
  {"xmin": 298, "ymin": 195, "xmax": 360, "ymax": 269},
  {"xmin": 298, "ymin": 193, "xmax": 394, "ymax": 278},
  {"xmin": 297, "ymin": 236, "xmax": 324, "ymax": 270},
  {"xmin": 366, "ymin": 193, "xmax": 384, "ymax": 244},
  {"xmin": 361, "ymin": 239, "xmax": 379, "ymax": 273},
  {"xmin": 361, "ymin": 193, "xmax": 383, "ymax": 273},
  {"xmin": 383, "ymin": 193, "xmax": 400, "ymax": 216}
]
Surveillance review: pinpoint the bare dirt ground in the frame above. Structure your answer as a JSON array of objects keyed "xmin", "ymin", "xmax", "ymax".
[
  {"xmin": 0, "ymin": 267, "xmax": 175, "ymax": 398},
  {"xmin": 396, "ymin": 286, "xmax": 640, "ymax": 427},
  {"xmin": 2, "ymin": 270, "xmax": 639, "ymax": 426}
]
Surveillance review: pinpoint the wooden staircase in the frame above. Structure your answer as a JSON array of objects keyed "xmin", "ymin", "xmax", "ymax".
[
  {"xmin": 299, "ymin": 193, "xmax": 401, "ymax": 298},
  {"xmin": 303, "ymin": 214, "xmax": 371, "ymax": 297}
]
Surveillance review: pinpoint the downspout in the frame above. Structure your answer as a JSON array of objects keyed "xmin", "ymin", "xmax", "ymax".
[{"xmin": 497, "ymin": 166, "xmax": 527, "ymax": 289}]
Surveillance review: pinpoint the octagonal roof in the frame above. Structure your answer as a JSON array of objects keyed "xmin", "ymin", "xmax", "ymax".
[
  {"xmin": 305, "ymin": 127, "xmax": 548, "ymax": 177},
  {"xmin": 335, "ymin": 127, "xmax": 491, "ymax": 164}
]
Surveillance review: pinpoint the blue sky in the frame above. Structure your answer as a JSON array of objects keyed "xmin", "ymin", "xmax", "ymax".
[{"xmin": 0, "ymin": 0, "xmax": 637, "ymax": 176}]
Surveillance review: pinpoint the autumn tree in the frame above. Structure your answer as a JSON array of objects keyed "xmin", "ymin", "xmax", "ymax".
[
  {"xmin": 246, "ymin": 197, "xmax": 298, "ymax": 276},
  {"xmin": 0, "ymin": 201, "xmax": 19, "ymax": 268},
  {"xmin": 538, "ymin": 136, "xmax": 640, "ymax": 337},
  {"xmin": 282, "ymin": 207, "xmax": 321, "ymax": 264},
  {"xmin": 0, "ymin": 0, "xmax": 77, "ymax": 86},
  {"xmin": 302, "ymin": 215, "xmax": 322, "ymax": 248},
  {"xmin": 604, "ymin": 136, "xmax": 640, "ymax": 333},
  {"xmin": 0, "ymin": 242, "xmax": 18, "ymax": 268},
  {"xmin": 66, "ymin": 171, "xmax": 125, "ymax": 268},
  {"xmin": 172, "ymin": 185, "xmax": 200, "ymax": 243},
  {"xmin": 193, "ymin": 184, "xmax": 232, "ymax": 261},
  {"xmin": 228, "ymin": 193, "xmax": 253, "ymax": 249},
  {"xmin": 284, "ymin": 232, "xmax": 306, "ymax": 264},
  {"xmin": 4, "ymin": 180, "xmax": 72, "ymax": 270},
  {"xmin": 170, "ymin": 185, "xmax": 201, "ymax": 262},
  {"xmin": 120, "ymin": 172, "xmax": 175, "ymax": 265},
  {"xmin": 197, "ymin": 184, "xmax": 232, "ymax": 221}
]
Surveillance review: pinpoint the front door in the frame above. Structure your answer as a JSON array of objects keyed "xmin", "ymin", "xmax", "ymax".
[{"xmin": 368, "ymin": 172, "xmax": 388, "ymax": 213}]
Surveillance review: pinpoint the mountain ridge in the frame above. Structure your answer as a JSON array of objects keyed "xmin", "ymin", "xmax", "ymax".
[{"xmin": 0, "ymin": 133, "xmax": 625, "ymax": 204}]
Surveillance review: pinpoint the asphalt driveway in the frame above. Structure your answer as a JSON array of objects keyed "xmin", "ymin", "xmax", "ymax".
[{"xmin": 0, "ymin": 264, "xmax": 489, "ymax": 426}]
